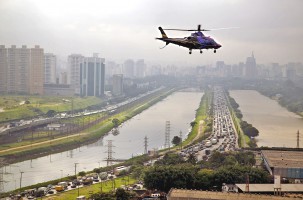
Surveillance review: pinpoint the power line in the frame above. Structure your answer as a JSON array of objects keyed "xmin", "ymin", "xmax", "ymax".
[
  {"xmin": 144, "ymin": 136, "xmax": 148, "ymax": 154},
  {"xmin": 165, "ymin": 121, "xmax": 171, "ymax": 150},
  {"xmin": 105, "ymin": 140, "xmax": 115, "ymax": 166},
  {"xmin": 297, "ymin": 130, "xmax": 300, "ymax": 148}
]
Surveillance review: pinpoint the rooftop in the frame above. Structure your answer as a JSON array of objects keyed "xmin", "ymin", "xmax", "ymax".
[
  {"xmin": 167, "ymin": 188, "xmax": 302, "ymax": 200},
  {"xmin": 261, "ymin": 150, "xmax": 303, "ymax": 168},
  {"xmin": 236, "ymin": 184, "xmax": 303, "ymax": 193}
]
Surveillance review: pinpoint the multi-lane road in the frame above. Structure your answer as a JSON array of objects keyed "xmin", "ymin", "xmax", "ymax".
[{"xmin": 180, "ymin": 86, "xmax": 239, "ymax": 161}]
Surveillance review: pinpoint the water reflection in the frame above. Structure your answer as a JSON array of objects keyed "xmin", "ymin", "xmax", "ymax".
[
  {"xmin": 230, "ymin": 90, "xmax": 303, "ymax": 147},
  {"xmin": 2, "ymin": 92, "xmax": 203, "ymax": 192}
]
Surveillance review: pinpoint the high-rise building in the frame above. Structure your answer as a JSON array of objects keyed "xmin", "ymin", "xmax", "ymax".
[
  {"xmin": 123, "ymin": 59, "xmax": 135, "ymax": 78},
  {"xmin": 68, "ymin": 54, "xmax": 83, "ymax": 94},
  {"xmin": 1, "ymin": 45, "xmax": 44, "ymax": 95},
  {"xmin": 61, "ymin": 72, "xmax": 68, "ymax": 84},
  {"xmin": 30, "ymin": 45, "xmax": 44, "ymax": 95},
  {"xmin": 7, "ymin": 45, "xmax": 31, "ymax": 94},
  {"xmin": 245, "ymin": 52, "xmax": 257, "ymax": 79},
  {"xmin": 44, "ymin": 53, "xmax": 57, "ymax": 84},
  {"xmin": 0, "ymin": 45, "xmax": 7, "ymax": 93},
  {"xmin": 80, "ymin": 54, "xmax": 105, "ymax": 97},
  {"xmin": 135, "ymin": 59, "xmax": 146, "ymax": 78},
  {"xmin": 112, "ymin": 74, "xmax": 123, "ymax": 96}
]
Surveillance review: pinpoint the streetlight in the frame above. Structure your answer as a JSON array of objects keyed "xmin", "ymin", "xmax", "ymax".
[{"xmin": 19, "ymin": 171, "xmax": 24, "ymax": 191}]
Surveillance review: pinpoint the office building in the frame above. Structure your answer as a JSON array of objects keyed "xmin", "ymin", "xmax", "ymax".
[
  {"xmin": 1, "ymin": 45, "xmax": 44, "ymax": 95},
  {"xmin": 80, "ymin": 54, "xmax": 105, "ymax": 97},
  {"xmin": 112, "ymin": 74, "xmax": 123, "ymax": 96},
  {"xmin": 123, "ymin": 59, "xmax": 135, "ymax": 78},
  {"xmin": 135, "ymin": 59, "xmax": 146, "ymax": 78},
  {"xmin": 0, "ymin": 45, "xmax": 7, "ymax": 93},
  {"xmin": 245, "ymin": 52, "xmax": 257, "ymax": 79},
  {"xmin": 68, "ymin": 54, "xmax": 83, "ymax": 94},
  {"xmin": 30, "ymin": 45, "xmax": 44, "ymax": 94},
  {"xmin": 44, "ymin": 53, "xmax": 57, "ymax": 84}
]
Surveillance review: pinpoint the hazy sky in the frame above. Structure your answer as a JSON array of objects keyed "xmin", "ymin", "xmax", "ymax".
[{"xmin": 1, "ymin": 0, "xmax": 303, "ymax": 66}]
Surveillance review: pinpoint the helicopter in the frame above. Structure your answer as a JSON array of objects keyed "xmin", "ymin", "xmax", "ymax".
[{"xmin": 156, "ymin": 25, "xmax": 224, "ymax": 54}]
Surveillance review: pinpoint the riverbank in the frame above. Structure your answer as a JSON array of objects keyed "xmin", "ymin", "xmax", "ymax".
[{"xmin": 0, "ymin": 88, "xmax": 176, "ymax": 164}]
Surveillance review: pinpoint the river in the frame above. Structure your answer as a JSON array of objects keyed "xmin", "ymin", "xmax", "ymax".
[
  {"xmin": 2, "ymin": 91, "xmax": 203, "ymax": 192},
  {"xmin": 230, "ymin": 90, "xmax": 303, "ymax": 148}
]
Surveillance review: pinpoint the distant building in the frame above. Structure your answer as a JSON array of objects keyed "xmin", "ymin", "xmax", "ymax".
[
  {"xmin": 123, "ymin": 59, "xmax": 135, "ymax": 78},
  {"xmin": 286, "ymin": 65, "xmax": 296, "ymax": 81},
  {"xmin": 80, "ymin": 54, "xmax": 105, "ymax": 97},
  {"xmin": 135, "ymin": 59, "xmax": 146, "ymax": 78},
  {"xmin": 61, "ymin": 72, "xmax": 68, "ymax": 84},
  {"xmin": 44, "ymin": 84, "xmax": 74, "ymax": 96},
  {"xmin": 0, "ymin": 45, "xmax": 8, "ymax": 93},
  {"xmin": 30, "ymin": 45, "xmax": 44, "ymax": 95},
  {"xmin": 245, "ymin": 52, "xmax": 257, "ymax": 79},
  {"xmin": 0, "ymin": 45, "xmax": 44, "ymax": 94},
  {"xmin": 68, "ymin": 54, "xmax": 83, "ymax": 95},
  {"xmin": 44, "ymin": 53, "xmax": 57, "ymax": 84},
  {"xmin": 112, "ymin": 74, "xmax": 123, "ymax": 96}
]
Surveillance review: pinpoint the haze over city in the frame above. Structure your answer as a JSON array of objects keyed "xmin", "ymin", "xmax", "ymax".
[{"xmin": 1, "ymin": 0, "xmax": 303, "ymax": 66}]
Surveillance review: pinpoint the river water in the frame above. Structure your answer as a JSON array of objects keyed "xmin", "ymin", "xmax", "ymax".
[
  {"xmin": 2, "ymin": 91, "xmax": 203, "ymax": 192},
  {"xmin": 230, "ymin": 90, "xmax": 303, "ymax": 148}
]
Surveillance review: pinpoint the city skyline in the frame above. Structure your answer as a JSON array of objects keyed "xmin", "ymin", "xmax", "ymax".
[{"xmin": 0, "ymin": 0, "xmax": 303, "ymax": 66}]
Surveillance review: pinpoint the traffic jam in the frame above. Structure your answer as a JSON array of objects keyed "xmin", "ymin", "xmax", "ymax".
[{"xmin": 180, "ymin": 86, "xmax": 238, "ymax": 161}]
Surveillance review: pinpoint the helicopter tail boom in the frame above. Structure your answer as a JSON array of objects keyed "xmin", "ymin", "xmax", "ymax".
[{"xmin": 158, "ymin": 27, "xmax": 168, "ymax": 38}]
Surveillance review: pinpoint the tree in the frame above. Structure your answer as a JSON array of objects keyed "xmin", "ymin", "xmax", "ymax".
[
  {"xmin": 155, "ymin": 153, "xmax": 184, "ymax": 165},
  {"xmin": 144, "ymin": 165, "xmax": 199, "ymax": 192},
  {"xmin": 172, "ymin": 136, "xmax": 181, "ymax": 146},
  {"xmin": 112, "ymin": 118, "xmax": 120, "ymax": 127},
  {"xmin": 190, "ymin": 121, "xmax": 197, "ymax": 128},
  {"xmin": 116, "ymin": 188, "xmax": 131, "ymax": 200},
  {"xmin": 46, "ymin": 110, "xmax": 56, "ymax": 117},
  {"xmin": 93, "ymin": 168, "xmax": 101, "ymax": 174},
  {"xmin": 187, "ymin": 153, "xmax": 197, "ymax": 165},
  {"xmin": 78, "ymin": 171, "xmax": 86, "ymax": 176}
]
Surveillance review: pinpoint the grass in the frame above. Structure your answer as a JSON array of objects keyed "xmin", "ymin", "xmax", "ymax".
[
  {"xmin": 44, "ymin": 176, "xmax": 137, "ymax": 200},
  {"xmin": 0, "ymin": 95, "xmax": 103, "ymax": 122},
  {"xmin": 182, "ymin": 90, "xmax": 211, "ymax": 147}
]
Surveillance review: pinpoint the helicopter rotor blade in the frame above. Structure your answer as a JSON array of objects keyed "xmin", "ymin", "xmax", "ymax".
[
  {"xmin": 162, "ymin": 25, "xmax": 238, "ymax": 32},
  {"xmin": 208, "ymin": 27, "xmax": 240, "ymax": 31},
  {"xmin": 163, "ymin": 28, "xmax": 210, "ymax": 31}
]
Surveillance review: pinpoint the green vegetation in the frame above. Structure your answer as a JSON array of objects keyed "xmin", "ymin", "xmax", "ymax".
[
  {"xmin": 0, "ymin": 95, "xmax": 102, "ymax": 122},
  {"xmin": 143, "ymin": 151, "xmax": 270, "ymax": 192},
  {"xmin": 183, "ymin": 89, "xmax": 212, "ymax": 146},
  {"xmin": 43, "ymin": 176, "xmax": 136, "ymax": 200}
]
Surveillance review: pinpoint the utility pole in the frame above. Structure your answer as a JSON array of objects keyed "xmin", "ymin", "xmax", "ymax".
[
  {"xmin": 297, "ymin": 130, "xmax": 300, "ymax": 148},
  {"xmin": 74, "ymin": 163, "xmax": 79, "ymax": 197},
  {"xmin": 19, "ymin": 171, "xmax": 24, "ymax": 190},
  {"xmin": 144, "ymin": 136, "xmax": 148, "ymax": 154},
  {"xmin": 0, "ymin": 162, "xmax": 4, "ymax": 195},
  {"xmin": 165, "ymin": 121, "xmax": 171, "ymax": 150}
]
